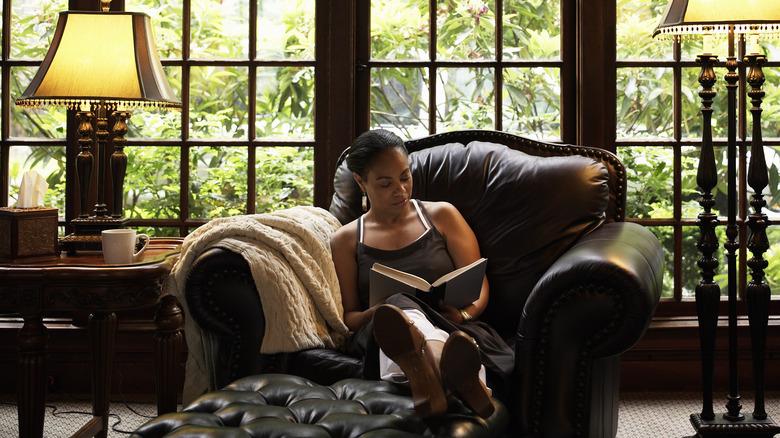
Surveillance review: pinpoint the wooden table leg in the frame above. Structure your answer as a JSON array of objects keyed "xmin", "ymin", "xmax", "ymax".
[
  {"xmin": 89, "ymin": 312, "xmax": 117, "ymax": 438},
  {"xmin": 154, "ymin": 295, "xmax": 183, "ymax": 415},
  {"xmin": 18, "ymin": 315, "xmax": 48, "ymax": 438}
]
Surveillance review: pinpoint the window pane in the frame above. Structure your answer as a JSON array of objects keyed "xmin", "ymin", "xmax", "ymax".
[
  {"xmin": 190, "ymin": 0, "xmax": 249, "ymax": 59},
  {"xmin": 126, "ymin": 0, "xmax": 183, "ymax": 58},
  {"xmin": 766, "ymin": 226, "xmax": 780, "ymax": 296},
  {"xmin": 681, "ymin": 68, "xmax": 729, "ymax": 139},
  {"xmin": 128, "ymin": 67, "xmax": 183, "ymax": 140},
  {"xmin": 371, "ymin": 0, "xmax": 429, "ymax": 60},
  {"xmin": 8, "ymin": 145, "xmax": 66, "ymax": 217},
  {"xmin": 647, "ymin": 225, "xmax": 674, "ymax": 298},
  {"xmin": 503, "ymin": 0, "xmax": 560, "ymax": 60},
  {"xmin": 256, "ymin": 66, "xmax": 315, "ymax": 139},
  {"xmin": 617, "ymin": 67, "xmax": 674, "ymax": 138},
  {"xmin": 436, "ymin": 67, "xmax": 494, "ymax": 132},
  {"xmin": 618, "ymin": 146, "xmax": 675, "ymax": 219},
  {"xmin": 616, "ymin": 0, "xmax": 670, "ymax": 60},
  {"xmin": 124, "ymin": 146, "xmax": 181, "ymax": 219},
  {"xmin": 503, "ymin": 67, "xmax": 560, "ymax": 139},
  {"xmin": 137, "ymin": 226, "xmax": 181, "ymax": 238},
  {"xmin": 190, "ymin": 146, "xmax": 248, "ymax": 218},
  {"xmin": 370, "ymin": 67, "xmax": 430, "ymax": 139},
  {"xmin": 11, "ymin": 67, "xmax": 65, "ymax": 139},
  {"xmin": 437, "ymin": 0, "xmax": 495, "ymax": 60},
  {"xmin": 258, "ymin": 0, "xmax": 315, "ymax": 59},
  {"xmin": 255, "ymin": 146, "xmax": 313, "ymax": 212},
  {"xmin": 190, "ymin": 66, "xmax": 249, "ymax": 139},
  {"xmin": 757, "ymin": 67, "xmax": 780, "ymax": 138},
  {"xmin": 10, "ymin": 0, "xmax": 67, "ymax": 60}
]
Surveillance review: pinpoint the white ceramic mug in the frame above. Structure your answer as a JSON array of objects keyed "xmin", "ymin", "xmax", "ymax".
[{"xmin": 102, "ymin": 229, "xmax": 149, "ymax": 264}]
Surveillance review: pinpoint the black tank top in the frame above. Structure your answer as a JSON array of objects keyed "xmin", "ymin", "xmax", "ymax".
[{"xmin": 355, "ymin": 200, "xmax": 455, "ymax": 310}]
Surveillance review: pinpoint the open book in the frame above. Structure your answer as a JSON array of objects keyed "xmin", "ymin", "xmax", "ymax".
[{"xmin": 369, "ymin": 258, "xmax": 487, "ymax": 309}]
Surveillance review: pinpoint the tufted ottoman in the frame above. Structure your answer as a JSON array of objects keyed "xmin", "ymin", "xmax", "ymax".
[{"xmin": 130, "ymin": 374, "xmax": 508, "ymax": 437}]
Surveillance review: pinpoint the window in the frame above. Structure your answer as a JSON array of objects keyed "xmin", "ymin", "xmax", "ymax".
[
  {"xmin": 616, "ymin": 0, "xmax": 780, "ymax": 313},
  {"xmin": 356, "ymin": 0, "xmax": 573, "ymax": 141},
  {"xmin": 3, "ymin": 0, "xmax": 317, "ymax": 236},
  {"xmin": 4, "ymin": 1, "xmax": 778, "ymax": 314}
]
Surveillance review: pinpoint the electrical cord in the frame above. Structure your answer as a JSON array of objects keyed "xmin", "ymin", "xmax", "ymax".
[{"xmin": 2, "ymin": 370, "xmax": 162, "ymax": 435}]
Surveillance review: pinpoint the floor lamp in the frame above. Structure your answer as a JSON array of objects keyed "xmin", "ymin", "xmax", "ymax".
[
  {"xmin": 653, "ymin": 1, "xmax": 780, "ymax": 437},
  {"xmin": 15, "ymin": 5, "xmax": 181, "ymax": 252}
]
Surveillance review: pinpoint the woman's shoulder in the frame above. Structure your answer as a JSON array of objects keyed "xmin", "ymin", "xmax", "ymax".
[
  {"xmin": 330, "ymin": 217, "xmax": 359, "ymax": 251},
  {"xmin": 419, "ymin": 200, "xmax": 460, "ymax": 220}
]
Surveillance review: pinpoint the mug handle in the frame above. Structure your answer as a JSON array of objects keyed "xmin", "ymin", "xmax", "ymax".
[{"xmin": 133, "ymin": 234, "xmax": 150, "ymax": 260}]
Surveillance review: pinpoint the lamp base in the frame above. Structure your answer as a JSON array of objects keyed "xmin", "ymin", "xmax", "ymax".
[
  {"xmin": 689, "ymin": 413, "xmax": 780, "ymax": 438},
  {"xmin": 59, "ymin": 216, "xmax": 130, "ymax": 253}
]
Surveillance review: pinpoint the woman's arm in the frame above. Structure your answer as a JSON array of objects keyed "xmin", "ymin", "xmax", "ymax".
[
  {"xmin": 425, "ymin": 201, "xmax": 489, "ymax": 323},
  {"xmin": 330, "ymin": 222, "xmax": 381, "ymax": 331}
]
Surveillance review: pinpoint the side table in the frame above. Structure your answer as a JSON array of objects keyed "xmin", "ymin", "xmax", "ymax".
[{"xmin": 0, "ymin": 238, "xmax": 184, "ymax": 438}]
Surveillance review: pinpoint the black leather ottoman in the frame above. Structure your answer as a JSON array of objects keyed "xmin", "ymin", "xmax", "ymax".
[{"xmin": 130, "ymin": 374, "xmax": 508, "ymax": 437}]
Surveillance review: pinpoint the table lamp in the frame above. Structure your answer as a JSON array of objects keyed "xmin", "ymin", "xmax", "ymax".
[
  {"xmin": 15, "ymin": 4, "xmax": 181, "ymax": 252},
  {"xmin": 654, "ymin": 1, "xmax": 780, "ymax": 437}
]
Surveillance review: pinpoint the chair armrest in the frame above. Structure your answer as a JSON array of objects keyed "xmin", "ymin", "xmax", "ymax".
[
  {"xmin": 519, "ymin": 221, "xmax": 663, "ymax": 356},
  {"xmin": 184, "ymin": 247, "xmax": 266, "ymax": 388},
  {"xmin": 514, "ymin": 221, "xmax": 663, "ymax": 437}
]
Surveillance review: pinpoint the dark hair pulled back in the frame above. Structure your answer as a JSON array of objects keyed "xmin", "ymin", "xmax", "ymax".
[{"xmin": 346, "ymin": 129, "xmax": 407, "ymax": 177}]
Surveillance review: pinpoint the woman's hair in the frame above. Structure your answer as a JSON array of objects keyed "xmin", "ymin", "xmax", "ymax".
[{"xmin": 346, "ymin": 129, "xmax": 407, "ymax": 177}]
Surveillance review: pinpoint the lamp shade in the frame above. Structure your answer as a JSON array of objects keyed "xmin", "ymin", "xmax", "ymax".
[
  {"xmin": 15, "ymin": 11, "xmax": 181, "ymax": 111},
  {"xmin": 653, "ymin": 0, "xmax": 780, "ymax": 39}
]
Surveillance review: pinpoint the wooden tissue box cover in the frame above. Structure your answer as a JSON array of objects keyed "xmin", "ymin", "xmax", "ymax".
[{"xmin": 0, "ymin": 207, "xmax": 59, "ymax": 262}]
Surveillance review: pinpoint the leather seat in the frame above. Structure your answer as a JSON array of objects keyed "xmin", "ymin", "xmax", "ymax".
[
  {"xmin": 130, "ymin": 374, "xmax": 509, "ymax": 437},
  {"xmin": 183, "ymin": 130, "xmax": 664, "ymax": 437}
]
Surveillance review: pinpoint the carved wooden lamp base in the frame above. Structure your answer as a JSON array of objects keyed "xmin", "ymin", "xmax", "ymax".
[{"xmin": 60, "ymin": 216, "xmax": 130, "ymax": 253}]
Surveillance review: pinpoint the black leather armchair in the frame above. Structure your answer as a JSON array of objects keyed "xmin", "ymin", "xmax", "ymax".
[{"xmin": 183, "ymin": 130, "xmax": 664, "ymax": 438}]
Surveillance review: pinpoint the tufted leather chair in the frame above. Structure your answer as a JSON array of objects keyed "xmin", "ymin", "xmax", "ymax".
[{"xmin": 184, "ymin": 130, "xmax": 664, "ymax": 438}]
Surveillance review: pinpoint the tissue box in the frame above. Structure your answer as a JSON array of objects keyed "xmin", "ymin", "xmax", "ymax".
[{"xmin": 0, "ymin": 207, "xmax": 59, "ymax": 262}]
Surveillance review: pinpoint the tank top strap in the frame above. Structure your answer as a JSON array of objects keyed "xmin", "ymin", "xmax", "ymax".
[
  {"xmin": 412, "ymin": 199, "xmax": 431, "ymax": 231},
  {"xmin": 357, "ymin": 215, "xmax": 365, "ymax": 244},
  {"xmin": 414, "ymin": 200, "xmax": 438, "ymax": 232}
]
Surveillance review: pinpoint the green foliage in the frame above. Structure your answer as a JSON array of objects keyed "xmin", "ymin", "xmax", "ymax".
[
  {"xmin": 9, "ymin": 0, "xmax": 780, "ymax": 297},
  {"xmin": 369, "ymin": 0, "xmax": 561, "ymax": 139}
]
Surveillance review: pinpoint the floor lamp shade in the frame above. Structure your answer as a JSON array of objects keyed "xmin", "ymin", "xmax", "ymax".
[
  {"xmin": 15, "ymin": 11, "xmax": 181, "ymax": 111},
  {"xmin": 653, "ymin": 0, "xmax": 780, "ymax": 39}
]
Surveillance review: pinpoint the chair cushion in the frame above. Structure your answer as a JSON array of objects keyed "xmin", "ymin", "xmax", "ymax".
[
  {"xmin": 331, "ymin": 141, "xmax": 609, "ymax": 336},
  {"xmin": 130, "ymin": 374, "xmax": 508, "ymax": 438}
]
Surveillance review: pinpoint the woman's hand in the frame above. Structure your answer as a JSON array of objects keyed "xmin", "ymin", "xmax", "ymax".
[{"xmin": 438, "ymin": 300, "xmax": 463, "ymax": 323}]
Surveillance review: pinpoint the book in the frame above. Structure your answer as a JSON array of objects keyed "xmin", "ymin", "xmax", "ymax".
[{"xmin": 369, "ymin": 257, "xmax": 487, "ymax": 309}]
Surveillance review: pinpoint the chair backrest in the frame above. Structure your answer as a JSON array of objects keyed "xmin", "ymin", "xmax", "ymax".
[{"xmin": 330, "ymin": 130, "xmax": 625, "ymax": 337}]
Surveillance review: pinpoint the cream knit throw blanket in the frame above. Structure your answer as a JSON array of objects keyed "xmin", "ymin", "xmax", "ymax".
[{"xmin": 165, "ymin": 206, "xmax": 349, "ymax": 403}]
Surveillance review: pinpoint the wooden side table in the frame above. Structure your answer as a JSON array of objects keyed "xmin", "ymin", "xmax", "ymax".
[{"xmin": 0, "ymin": 238, "xmax": 183, "ymax": 438}]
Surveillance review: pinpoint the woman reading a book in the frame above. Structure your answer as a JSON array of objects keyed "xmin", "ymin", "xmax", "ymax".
[{"xmin": 330, "ymin": 129, "xmax": 513, "ymax": 419}]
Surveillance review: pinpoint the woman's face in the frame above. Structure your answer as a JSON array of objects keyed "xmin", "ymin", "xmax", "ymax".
[{"xmin": 355, "ymin": 146, "xmax": 412, "ymax": 213}]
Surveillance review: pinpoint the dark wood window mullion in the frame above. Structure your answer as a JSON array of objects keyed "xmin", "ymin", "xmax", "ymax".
[
  {"xmin": 180, "ymin": 0, "xmax": 192, "ymax": 235},
  {"xmin": 1, "ymin": 0, "xmax": 10, "ymax": 206},
  {"xmin": 247, "ymin": 0, "xmax": 258, "ymax": 215},
  {"xmin": 429, "ymin": 0, "xmax": 437, "ymax": 135},
  {"xmin": 494, "ymin": 0, "xmax": 503, "ymax": 132}
]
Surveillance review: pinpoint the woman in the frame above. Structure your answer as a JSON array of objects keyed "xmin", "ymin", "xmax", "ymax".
[{"xmin": 330, "ymin": 129, "xmax": 513, "ymax": 418}]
